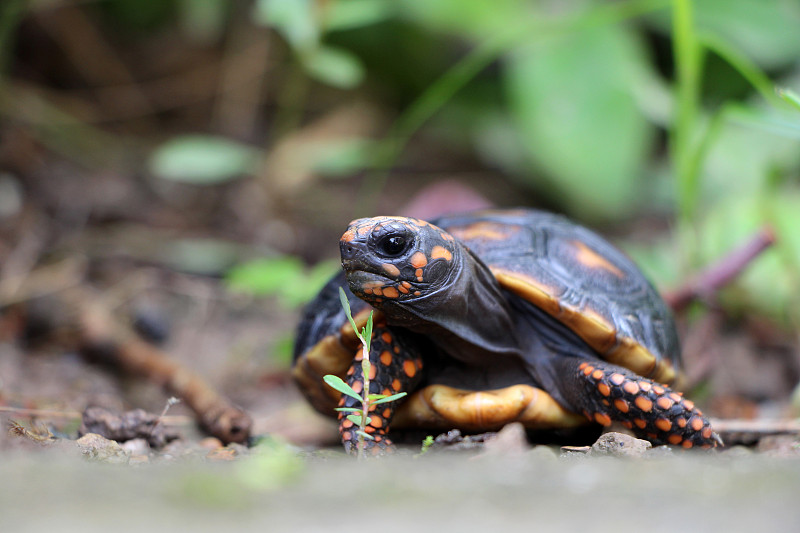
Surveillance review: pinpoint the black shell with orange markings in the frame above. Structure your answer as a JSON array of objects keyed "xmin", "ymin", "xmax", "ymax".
[
  {"xmin": 434, "ymin": 209, "xmax": 681, "ymax": 384},
  {"xmin": 293, "ymin": 208, "xmax": 681, "ymax": 412}
]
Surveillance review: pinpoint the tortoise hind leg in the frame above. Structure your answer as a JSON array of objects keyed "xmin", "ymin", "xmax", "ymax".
[{"xmin": 556, "ymin": 358, "xmax": 721, "ymax": 449}]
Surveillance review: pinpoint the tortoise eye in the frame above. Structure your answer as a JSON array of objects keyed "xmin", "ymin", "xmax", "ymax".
[{"xmin": 378, "ymin": 234, "xmax": 408, "ymax": 257}]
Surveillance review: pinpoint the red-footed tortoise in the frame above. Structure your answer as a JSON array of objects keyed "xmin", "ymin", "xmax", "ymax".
[{"xmin": 293, "ymin": 209, "xmax": 719, "ymax": 454}]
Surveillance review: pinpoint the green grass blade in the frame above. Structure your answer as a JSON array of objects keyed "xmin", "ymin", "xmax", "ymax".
[
  {"xmin": 356, "ymin": 430, "xmax": 375, "ymax": 440},
  {"xmin": 334, "ymin": 407, "xmax": 363, "ymax": 412},
  {"xmin": 777, "ymin": 88, "xmax": 800, "ymax": 113}
]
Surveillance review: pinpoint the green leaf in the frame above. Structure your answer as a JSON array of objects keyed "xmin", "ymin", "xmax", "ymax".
[
  {"xmin": 324, "ymin": 0, "xmax": 393, "ymax": 32},
  {"xmin": 302, "ymin": 45, "xmax": 365, "ymax": 89},
  {"xmin": 338, "ymin": 287, "xmax": 361, "ymax": 341},
  {"xmin": 149, "ymin": 135, "xmax": 257, "ymax": 185},
  {"xmin": 362, "ymin": 310, "xmax": 374, "ymax": 349},
  {"xmin": 370, "ymin": 392, "xmax": 408, "ymax": 405},
  {"xmin": 347, "ymin": 414, "xmax": 371, "ymax": 426},
  {"xmin": 323, "ymin": 375, "xmax": 363, "ymax": 402},
  {"xmin": 253, "ymin": 0, "xmax": 318, "ymax": 50},
  {"xmin": 505, "ymin": 25, "xmax": 653, "ymax": 220},
  {"xmin": 334, "ymin": 407, "xmax": 363, "ymax": 413},
  {"xmin": 356, "ymin": 430, "xmax": 375, "ymax": 440}
]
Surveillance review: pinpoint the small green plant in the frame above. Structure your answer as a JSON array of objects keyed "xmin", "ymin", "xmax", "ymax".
[
  {"xmin": 322, "ymin": 287, "xmax": 407, "ymax": 459},
  {"xmin": 419, "ymin": 435, "xmax": 435, "ymax": 456}
]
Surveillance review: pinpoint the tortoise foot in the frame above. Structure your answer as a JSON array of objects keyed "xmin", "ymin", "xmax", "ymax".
[{"xmin": 576, "ymin": 361, "xmax": 721, "ymax": 449}]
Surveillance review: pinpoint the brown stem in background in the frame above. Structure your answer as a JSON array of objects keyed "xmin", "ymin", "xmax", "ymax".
[{"xmin": 664, "ymin": 226, "xmax": 776, "ymax": 312}]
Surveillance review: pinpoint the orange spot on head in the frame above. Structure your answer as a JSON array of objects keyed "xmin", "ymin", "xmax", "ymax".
[
  {"xmin": 690, "ymin": 416, "xmax": 704, "ymax": 431},
  {"xmin": 431, "ymin": 246, "xmax": 453, "ymax": 261},
  {"xmin": 610, "ymin": 373, "xmax": 625, "ymax": 386},
  {"xmin": 402, "ymin": 360, "xmax": 417, "ymax": 378},
  {"xmin": 594, "ymin": 413, "xmax": 612, "ymax": 426},
  {"xmin": 623, "ymin": 382, "xmax": 640, "ymax": 395},
  {"xmin": 382, "ymin": 263, "xmax": 401, "ymax": 277},
  {"xmin": 410, "ymin": 252, "xmax": 428, "ymax": 268},
  {"xmin": 380, "ymin": 351, "xmax": 392, "ymax": 366},
  {"xmin": 591, "ymin": 369, "xmax": 604, "ymax": 380},
  {"xmin": 393, "ymin": 346, "xmax": 400, "ymax": 353},
  {"xmin": 598, "ymin": 383, "xmax": 611, "ymax": 396},
  {"xmin": 667, "ymin": 434, "xmax": 683, "ymax": 445},
  {"xmin": 341, "ymin": 228, "xmax": 356, "ymax": 242},
  {"xmin": 415, "ymin": 268, "xmax": 423, "ymax": 281},
  {"xmin": 614, "ymin": 399, "xmax": 629, "ymax": 413},
  {"xmin": 634, "ymin": 419, "xmax": 647, "ymax": 429},
  {"xmin": 655, "ymin": 418, "xmax": 672, "ymax": 432},
  {"xmin": 373, "ymin": 287, "xmax": 383, "ymax": 296},
  {"xmin": 397, "ymin": 284, "xmax": 409, "ymax": 294},
  {"xmin": 634, "ymin": 397, "xmax": 653, "ymax": 412},
  {"xmin": 441, "ymin": 232, "xmax": 454, "ymax": 242},
  {"xmin": 401, "ymin": 281, "xmax": 412, "ymax": 289},
  {"xmin": 381, "ymin": 332, "xmax": 392, "ymax": 343},
  {"xmin": 413, "ymin": 291, "xmax": 421, "ymax": 296},
  {"xmin": 656, "ymin": 397, "xmax": 674, "ymax": 410}
]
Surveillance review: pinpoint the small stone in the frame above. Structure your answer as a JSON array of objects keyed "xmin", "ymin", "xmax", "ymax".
[
  {"xmin": 588, "ymin": 432, "xmax": 651, "ymax": 458},
  {"xmin": 483, "ymin": 423, "xmax": 531, "ymax": 456},
  {"xmin": 76, "ymin": 433, "xmax": 130, "ymax": 464},
  {"xmin": 121, "ymin": 438, "xmax": 150, "ymax": 457}
]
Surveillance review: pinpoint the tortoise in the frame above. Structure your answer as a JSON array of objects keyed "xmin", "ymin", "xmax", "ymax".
[{"xmin": 293, "ymin": 208, "xmax": 719, "ymax": 454}]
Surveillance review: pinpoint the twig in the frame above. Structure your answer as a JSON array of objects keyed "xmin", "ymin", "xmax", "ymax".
[
  {"xmin": 664, "ymin": 226, "xmax": 776, "ymax": 312},
  {"xmin": 711, "ymin": 418, "xmax": 800, "ymax": 436}
]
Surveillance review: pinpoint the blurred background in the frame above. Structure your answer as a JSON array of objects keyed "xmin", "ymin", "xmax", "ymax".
[{"xmin": 2, "ymin": 0, "xmax": 800, "ymax": 444}]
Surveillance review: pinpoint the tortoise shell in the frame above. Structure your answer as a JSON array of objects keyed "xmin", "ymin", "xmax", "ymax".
[{"xmin": 434, "ymin": 209, "xmax": 680, "ymax": 383}]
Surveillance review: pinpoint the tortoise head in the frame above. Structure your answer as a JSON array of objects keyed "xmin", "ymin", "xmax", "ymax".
[
  {"xmin": 339, "ymin": 216, "xmax": 460, "ymax": 311},
  {"xmin": 340, "ymin": 215, "xmax": 519, "ymax": 355}
]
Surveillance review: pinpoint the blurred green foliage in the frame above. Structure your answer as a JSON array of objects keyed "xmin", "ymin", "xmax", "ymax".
[{"xmin": 6, "ymin": 0, "xmax": 800, "ymax": 323}]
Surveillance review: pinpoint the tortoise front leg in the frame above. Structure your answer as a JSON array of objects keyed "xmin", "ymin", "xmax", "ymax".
[
  {"xmin": 338, "ymin": 322, "xmax": 422, "ymax": 455},
  {"xmin": 560, "ymin": 359, "xmax": 721, "ymax": 449}
]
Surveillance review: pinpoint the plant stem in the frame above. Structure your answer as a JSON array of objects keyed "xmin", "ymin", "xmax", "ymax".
[
  {"xmin": 358, "ymin": 342, "xmax": 370, "ymax": 460},
  {"xmin": 671, "ymin": 0, "xmax": 703, "ymax": 227}
]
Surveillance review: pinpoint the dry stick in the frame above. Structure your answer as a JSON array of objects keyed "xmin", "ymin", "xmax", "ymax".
[
  {"xmin": 76, "ymin": 298, "xmax": 252, "ymax": 444},
  {"xmin": 663, "ymin": 227, "xmax": 776, "ymax": 312}
]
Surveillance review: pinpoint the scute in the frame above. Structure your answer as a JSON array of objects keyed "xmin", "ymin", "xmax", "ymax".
[{"xmin": 433, "ymin": 209, "xmax": 681, "ymax": 383}]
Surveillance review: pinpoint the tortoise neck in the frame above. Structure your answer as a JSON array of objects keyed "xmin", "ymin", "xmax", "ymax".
[{"xmin": 381, "ymin": 247, "xmax": 521, "ymax": 361}]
